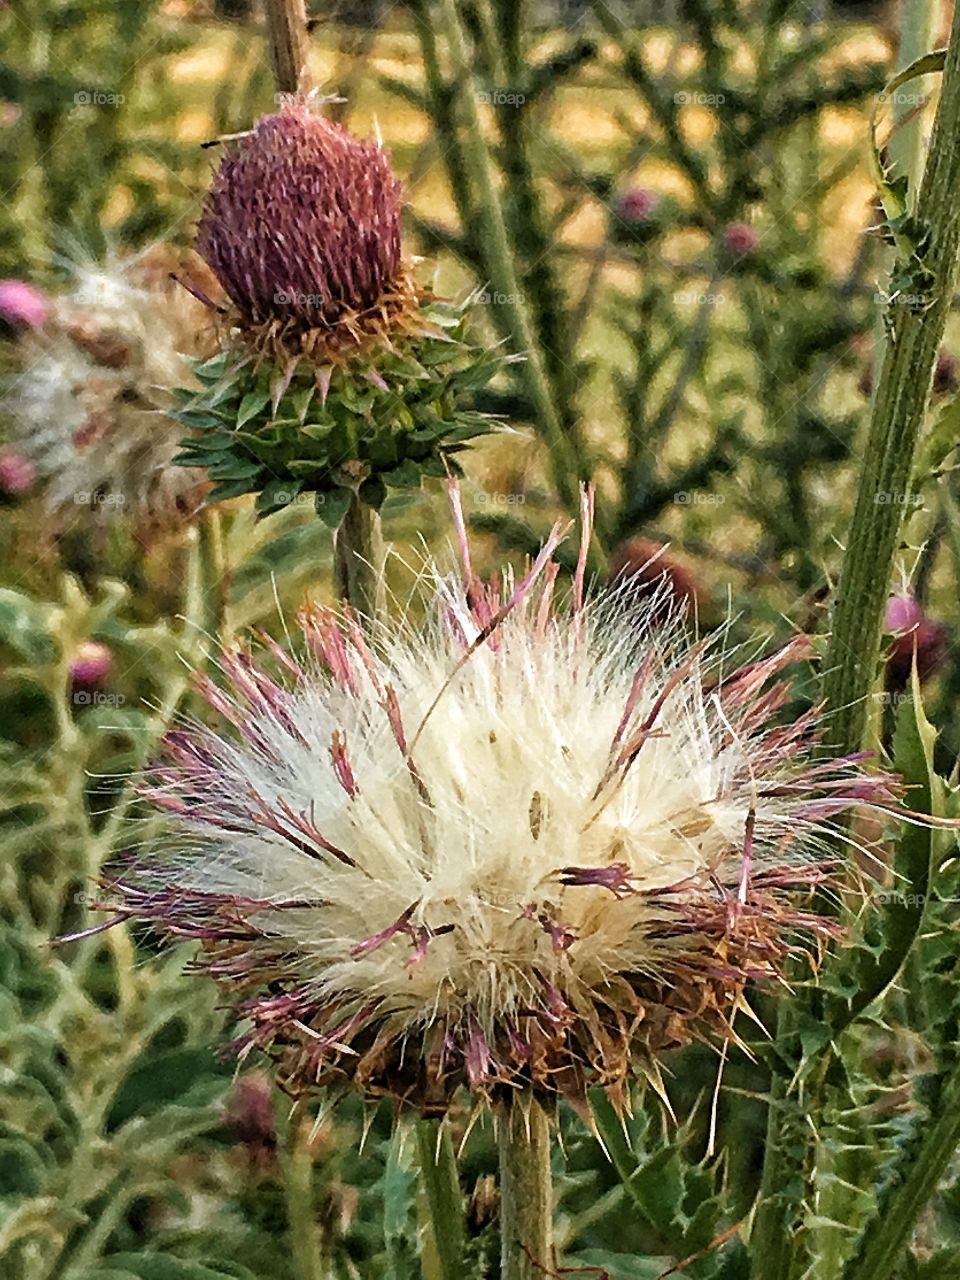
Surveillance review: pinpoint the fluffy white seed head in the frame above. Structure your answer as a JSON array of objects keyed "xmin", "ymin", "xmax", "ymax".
[
  {"xmin": 3, "ymin": 249, "xmax": 212, "ymax": 527},
  {"xmin": 116, "ymin": 504, "xmax": 894, "ymax": 1110}
]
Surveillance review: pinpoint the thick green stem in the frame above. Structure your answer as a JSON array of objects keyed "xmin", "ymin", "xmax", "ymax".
[
  {"xmin": 333, "ymin": 493, "xmax": 384, "ymax": 621},
  {"xmin": 415, "ymin": 1120, "xmax": 466, "ymax": 1280},
  {"xmin": 264, "ymin": 0, "xmax": 311, "ymax": 97},
  {"xmin": 843, "ymin": 1063, "xmax": 960, "ymax": 1280},
  {"xmin": 821, "ymin": 1, "xmax": 960, "ymax": 757},
  {"xmin": 499, "ymin": 1099, "xmax": 553, "ymax": 1280},
  {"xmin": 279, "ymin": 1117, "xmax": 329, "ymax": 1280},
  {"xmin": 435, "ymin": 0, "xmax": 584, "ymax": 516},
  {"xmin": 891, "ymin": 0, "xmax": 940, "ymax": 193}
]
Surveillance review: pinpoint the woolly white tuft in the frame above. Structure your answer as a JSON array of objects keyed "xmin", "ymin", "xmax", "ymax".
[
  {"xmin": 107, "ymin": 493, "xmax": 895, "ymax": 1109},
  {"xmin": 4, "ymin": 249, "xmax": 212, "ymax": 526}
]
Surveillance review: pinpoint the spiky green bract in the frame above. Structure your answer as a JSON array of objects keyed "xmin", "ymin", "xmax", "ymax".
[{"xmin": 172, "ymin": 297, "xmax": 509, "ymax": 523}]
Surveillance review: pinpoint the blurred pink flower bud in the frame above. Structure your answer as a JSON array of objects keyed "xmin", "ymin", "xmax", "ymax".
[
  {"xmin": 0, "ymin": 279, "xmax": 48, "ymax": 330},
  {"xmin": 607, "ymin": 537, "xmax": 703, "ymax": 614},
  {"xmin": 722, "ymin": 223, "xmax": 760, "ymax": 256},
  {"xmin": 884, "ymin": 594, "xmax": 948, "ymax": 688},
  {"xmin": 934, "ymin": 350, "xmax": 958, "ymax": 396},
  {"xmin": 226, "ymin": 1071, "xmax": 277, "ymax": 1148},
  {"xmin": 0, "ymin": 450, "xmax": 36, "ymax": 495},
  {"xmin": 884, "ymin": 593, "xmax": 924, "ymax": 635},
  {"xmin": 616, "ymin": 187, "xmax": 660, "ymax": 224},
  {"xmin": 70, "ymin": 641, "xmax": 113, "ymax": 686}
]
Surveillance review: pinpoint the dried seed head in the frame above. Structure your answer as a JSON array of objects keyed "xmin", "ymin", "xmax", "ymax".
[
  {"xmin": 108, "ymin": 493, "xmax": 899, "ymax": 1114},
  {"xmin": 197, "ymin": 107, "xmax": 404, "ymax": 333}
]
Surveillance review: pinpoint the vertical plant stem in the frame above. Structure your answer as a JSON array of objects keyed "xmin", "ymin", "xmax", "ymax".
[
  {"xmin": 891, "ymin": 0, "xmax": 940, "ymax": 194},
  {"xmin": 499, "ymin": 1099, "xmax": 553, "ymax": 1280},
  {"xmin": 264, "ymin": 0, "xmax": 311, "ymax": 97},
  {"xmin": 844, "ymin": 1061, "xmax": 960, "ymax": 1280},
  {"xmin": 333, "ymin": 491, "xmax": 385, "ymax": 620},
  {"xmin": 279, "ymin": 1116, "xmax": 328, "ymax": 1280},
  {"xmin": 262, "ymin": 0, "xmax": 385, "ymax": 613},
  {"xmin": 415, "ymin": 1119, "xmax": 466, "ymax": 1280},
  {"xmin": 435, "ymin": 0, "xmax": 585, "ymax": 517},
  {"xmin": 821, "ymin": 1, "xmax": 960, "ymax": 758}
]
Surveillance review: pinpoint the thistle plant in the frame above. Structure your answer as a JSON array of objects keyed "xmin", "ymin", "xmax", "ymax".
[
  {"xmin": 2, "ymin": 249, "xmax": 212, "ymax": 533},
  {"xmin": 98, "ymin": 489, "xmax": 907, "ymax": 1277},
  {"xmin": 175, "ymin": 102, "xmax": 507, "ymax": 615}
]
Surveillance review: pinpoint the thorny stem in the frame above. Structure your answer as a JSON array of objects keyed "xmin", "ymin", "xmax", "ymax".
[
  {"xmin": 260, "ymin": 1, "xmax": 387, "ymax": 615},
  {"xmin": 415, "ymin": 1119, "xmax": 466, "ymax": 1280},
  {"xmin": 435, "ymin": 0, "xmax": 585, "ymax": 518},
  {"xmin": 821, "ymin": 1, "xmax": 960, "ymax": 758},
  {"xmin": 890, "ymin": 0, "xmax": 940, "ymax": 195},
  {"xmin": 843, "ymin": 1060, "xmax": 960, "ymax": 1280},
  {"xmin": 279, "ymin": 1115, "xmax": 329, "ymax": 1280},
  {"xmin": 499, "ymin": 1098, "xmax": 553, "ymax": 1280},
  {"xmin": 754, "ymin": 12, "xmax": 960, "ymax": 1275}
]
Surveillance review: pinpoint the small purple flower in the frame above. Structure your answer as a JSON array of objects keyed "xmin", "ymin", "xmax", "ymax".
[
  {"xmin": 884, "ymin": 593, "xmax": 924, "ymax": 635},
  {"xmin": 934, "ymin": 350, "xmax": 959, "ymax": 396},
  {"xmin": 0, "ymin": 279, "xmax": 48, "ymax": 330},
  {"xmin": 616, "ymin": 187, "xmax": 661, "ymax": 224},
  {"xmin": 0, "ymin": 450, "xmax": 36, "ymax": 495},
  {"xmin": 884, "ymin": 594, "xmax": 948, "ymax": 688},
  {"xmin": 70, "ymin": 641, "xmax": 113, "ymax": 686},
  {"xmin": 722, "ymin": 222, "xmax": 760, "ymax": 256}
]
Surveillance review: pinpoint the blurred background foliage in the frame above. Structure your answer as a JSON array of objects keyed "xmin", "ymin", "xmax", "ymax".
[{"xmin": 2, "ymin": 1, "xmax": 960, "ymax": 1278}]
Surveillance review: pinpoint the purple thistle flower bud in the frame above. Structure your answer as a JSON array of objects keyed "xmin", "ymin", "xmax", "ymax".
[
  {"xmin": 884, "ymin": 594, "xmax": 948, "ymax": 688},
  {"xmin": 0, "ymin": 450, "xmax": 36, "ymax": 496},
  {"xmin": 0, "ymin": 279, "xmax": 48, "ymax": 330},
  {"xmin": 70, "ymin": 640, "xmax": 113, "ymax": 686},
  {"xmin": 934, "ymin": 349, "xmax": 959, "ymax": 396},
  {"xmin": 197, "ymin": 107, "xmax": 406, "ymax": 335},
  {"xmin": 616, "ymin": 187, "xmax": 660, "ymax": 224},
  {"xmin": 722, "ymin": 222, "xmax": 760, "ymax": 257},
  {"xmin": 884, "ymin": 593, "xmax": 924, "ymax": 635}
]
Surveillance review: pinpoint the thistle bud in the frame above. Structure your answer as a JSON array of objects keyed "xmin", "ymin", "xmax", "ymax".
[
  {"xmin": 0, "ymin": 450, "xmax": 36, "ymax": 496},
  {"xmin": 0, "ymin": 279, "xmax": 48, "ymax": 330},
  {"xmin": 721, "ymin": 222, "xmax": 760, "ymax": 257},
  {"xmin": 607, "ymin": 538, "xmax": 703, "ymax": 616},
  {"xmin": 176, "ymin": 107, "xmax": 506, "ymax": 521},
  {"xmin": 197, "ymin": 107, "xmax": 405, "ymax": 335},
  {"xmin": 69, "ymin": 640, "xmax": 113, "ymax": 686},
  {"xmin": 884, "ymin": 593, "xmax": 948, "ymax": 688},
  {"xmin": 615, "ymin": 187, "xmax": 660, "ymax": 225}
]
